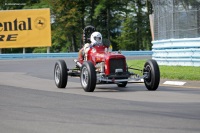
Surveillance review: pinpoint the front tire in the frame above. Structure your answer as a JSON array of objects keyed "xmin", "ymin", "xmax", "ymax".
[
  {"xmin": 143, "ymin": 59, "xmax": 160, "ymax": 91},
  {"xmin": 80, "ymin": 61, "xmax": 96, "ymax": 92},
  {"xmin": 54, "ymin": 60, "xmax": 68, "ymax": 88}
]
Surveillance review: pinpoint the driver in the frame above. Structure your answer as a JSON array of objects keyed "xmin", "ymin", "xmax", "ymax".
[
  {"xmin": 83, "ymin": 31, "xmax": 102, "ymax": 55},
  {"xmin": 79, "ymin": 31, "xmax": 102, "ymax": 61}
]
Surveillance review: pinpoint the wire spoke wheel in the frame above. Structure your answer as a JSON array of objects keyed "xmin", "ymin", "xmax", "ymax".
[
  {"xmin": 80, "ymin": 61, "xmax": 96, "ymax": 92},
  {"xmin": 55, "ymin": 65, "xmax": 61, "ymax": 84},
  {"xmin": 81, "ymin": 67, "xmax": 89, "ymax": 88},
  {"xmin": 54, "ymin": 60, "xmax": 68, "ymax": 88}
]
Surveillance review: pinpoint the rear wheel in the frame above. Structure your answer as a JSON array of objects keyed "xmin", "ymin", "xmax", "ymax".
[
  {"xmin": 54, "ymin": 60, "xmax": 68, "ymax": 88},
  {"xmin": 80, "ymin": 61, "xmax": 96, "ymax": 92},
  {"xmin": 143, "ymin": 59, "xmax": 160, "ymax": 91}
]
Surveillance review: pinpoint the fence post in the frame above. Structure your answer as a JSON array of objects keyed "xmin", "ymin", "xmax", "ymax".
[
  {"xmin": 23, "ymin": 48, "xmax": 26, "ymax": 54},
  {"xmin": 47, "ymin": 47, "xmax": 50, "ymax": 53},
  {"xmin": 149, "ymin": 14, "xmax": 154, "ymax": 41}
]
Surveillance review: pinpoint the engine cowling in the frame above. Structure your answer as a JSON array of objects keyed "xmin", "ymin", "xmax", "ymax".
[{"xmin": 87, "ymin": 45, "xmax": 127, "ymax": 75}]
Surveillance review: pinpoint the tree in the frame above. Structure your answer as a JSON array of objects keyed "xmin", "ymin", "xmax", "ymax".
[
  {"xmin": 118, "ymin": 16, "xmax": 137, "ymax": 50},
  {"xmin": 118, "ymin": 0, "xmax": 152, "ymax": 50},
  {"xmin": 93, "ymin": 0, "xmax": 130, "ymax": 50},
  {"xmin": 49, "ymin": 0, "xmax": 83, "ymax": 52},
  {"xmin": 0, "ymin": 0, "xmax": 153, "ymax": 53}
]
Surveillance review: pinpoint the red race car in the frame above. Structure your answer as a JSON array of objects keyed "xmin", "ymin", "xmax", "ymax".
[{"xmin": 54, "ymin": 26, "xmax": 160, "ymax": 92}]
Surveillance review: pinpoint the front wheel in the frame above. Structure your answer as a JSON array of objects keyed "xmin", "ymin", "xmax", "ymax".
[
  {"xmin": 143, "ymin": 59, "xmax": 160, "ymax": 91},
  {"xmin": 54, "ymin": 60, "xmax": 68, "ymax": 88},
  {"xmin": 80, "ymin": 61, "xmax": 96, "ymax": 92}
]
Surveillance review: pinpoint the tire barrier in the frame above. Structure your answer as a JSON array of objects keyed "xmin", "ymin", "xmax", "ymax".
[{"xmin": 152, "ymin": 38, "xmax": 200, "ymax": 66}]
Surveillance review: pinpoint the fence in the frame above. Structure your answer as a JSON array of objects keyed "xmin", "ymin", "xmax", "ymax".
[
  {"xmin": 150, "ymin": 0, "xmax": 200, "ymax": 66},
  {"xmin": 0, "ymin": 51, "xmax": 153, "ymax": 59},
  {"xmin": 150, "ymin": 0, "xmax": 200, "ymax": 41}
]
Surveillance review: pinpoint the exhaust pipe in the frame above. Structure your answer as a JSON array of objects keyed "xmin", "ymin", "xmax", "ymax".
[{"xmin": 74, "ymin": 59, "xmax": 82, "ymax": 68}]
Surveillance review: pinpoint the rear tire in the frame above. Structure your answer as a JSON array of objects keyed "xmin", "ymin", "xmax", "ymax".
[
  {"xmin": 143, "ymin": 59, "xmax": 160, "ymax": 91},
  {"xmin": 54, "ymin": 60, "xmax": 68, "ymax": 88},
  {"xmin": 80, "ymin": 61, "xmax": 96, "ymax": 92}
]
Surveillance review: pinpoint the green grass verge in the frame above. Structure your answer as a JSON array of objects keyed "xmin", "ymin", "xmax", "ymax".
[{"xmin": 127, "ymin": 59, "xmax": 200, "ymax": 81}]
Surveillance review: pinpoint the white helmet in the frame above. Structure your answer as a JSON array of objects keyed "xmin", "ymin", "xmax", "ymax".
[{"xmin": 90, "ymin": 32, "xmax": 102, "ymax": 45}]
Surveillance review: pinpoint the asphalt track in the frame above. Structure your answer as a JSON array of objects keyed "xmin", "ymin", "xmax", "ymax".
[{"xmin": 0, "ymin": 58, "xmax": 200, "ymax": 133}]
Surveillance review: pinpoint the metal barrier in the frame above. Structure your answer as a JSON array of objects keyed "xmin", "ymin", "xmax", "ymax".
[
  {"xmin": 152, "ymin": 38, "xmax": 200, "ymax": 66},
  {"xmin": 0, "ymin": 51, "xmax": 153, "ymax": 59}
]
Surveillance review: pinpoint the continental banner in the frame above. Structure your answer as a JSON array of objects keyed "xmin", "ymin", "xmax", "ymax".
[{"xmin": 0, "ymin": 8, "xmax": 51, "ymax": 48}]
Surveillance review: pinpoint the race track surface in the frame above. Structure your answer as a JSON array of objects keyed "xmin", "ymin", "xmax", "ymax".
[{"xmin": 0, "ymin": 58, "xmax": 200, "ymax": 133}]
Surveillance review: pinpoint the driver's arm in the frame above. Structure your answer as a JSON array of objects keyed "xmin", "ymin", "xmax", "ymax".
[{"xmin": 83, "ymin": 43, "xmax": 91, "ymax": 54}]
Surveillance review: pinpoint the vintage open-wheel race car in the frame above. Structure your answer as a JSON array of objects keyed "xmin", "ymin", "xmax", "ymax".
[{"xmin": 54, "ymin": 26, "xmax": 160, "ymax": 92}]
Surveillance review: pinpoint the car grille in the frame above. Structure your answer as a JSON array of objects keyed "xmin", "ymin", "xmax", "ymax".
[{"xmin": 109, "ymin": 58, "xmax": 125, "ymax": 74}]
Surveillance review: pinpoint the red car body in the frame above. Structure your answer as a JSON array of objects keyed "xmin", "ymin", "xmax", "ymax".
[
  {"xmin": 78, "ymin": 45, "xmax": 127, "ymax": 76},
  {"xmin": 54, "ymin": 26, "xmax": 160, "ymax": 92}
]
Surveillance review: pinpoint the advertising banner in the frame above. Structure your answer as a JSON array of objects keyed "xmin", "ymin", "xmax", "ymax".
[{"xmin": 0, "ymin": 8, "xmax": 51, "ymax": 48}]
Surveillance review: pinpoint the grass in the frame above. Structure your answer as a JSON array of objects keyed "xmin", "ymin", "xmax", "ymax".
[{"xmin": 127, "ymin": 59, "xmax": 200, "ymax": 81}]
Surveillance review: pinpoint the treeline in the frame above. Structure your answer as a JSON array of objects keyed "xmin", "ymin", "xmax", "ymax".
[{"xmin": 0, "ymin": 0, "xmax": 153, "ymax": 53}]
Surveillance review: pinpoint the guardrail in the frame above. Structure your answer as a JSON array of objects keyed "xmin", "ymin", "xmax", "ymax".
[
  {"xmin": 152, "ymin": 38, "xmax": 200, "ymax": 66},
  {"xmin": 0, "ymin": 51, "xmax": 153, "ymax": 59}
]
